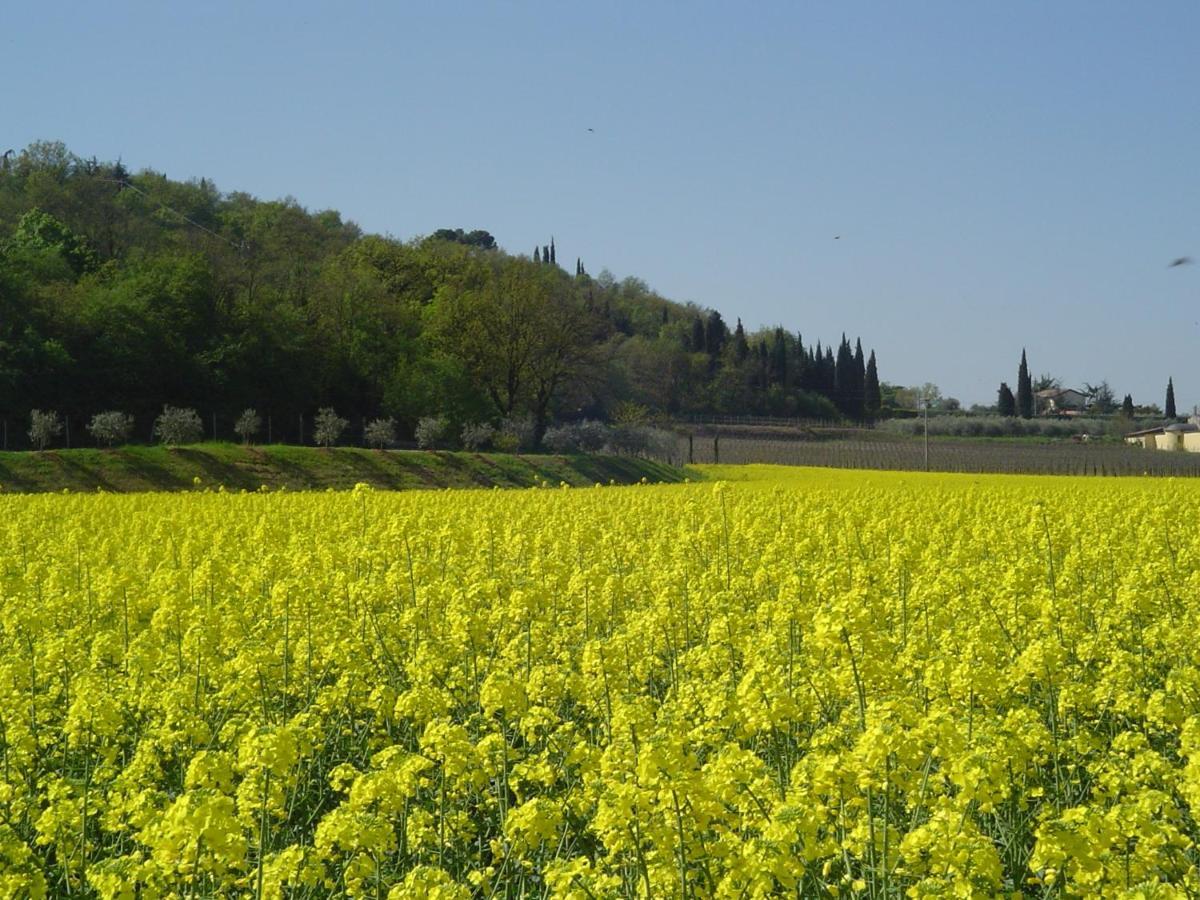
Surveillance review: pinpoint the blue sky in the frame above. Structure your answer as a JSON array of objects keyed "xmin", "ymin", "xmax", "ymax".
[{"xmin": 5, "ymin": 1, "xmax": 1198, "ymax": 407}]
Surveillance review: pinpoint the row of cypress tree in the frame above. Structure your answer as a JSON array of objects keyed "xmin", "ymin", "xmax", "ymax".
[{"xmin": 682, "ymin": 314, "xmax": 882, "ymax": 420}]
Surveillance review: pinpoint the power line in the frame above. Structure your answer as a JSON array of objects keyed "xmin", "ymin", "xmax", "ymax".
[{"xmin": 98, "ymin": 177, "xmax": 246, "ymax": 252}]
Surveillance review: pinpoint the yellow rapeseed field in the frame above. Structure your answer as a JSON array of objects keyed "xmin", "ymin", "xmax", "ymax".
[{"xmin": 2, "ymin": 467, "xmax": 1199, "ymax": 898}]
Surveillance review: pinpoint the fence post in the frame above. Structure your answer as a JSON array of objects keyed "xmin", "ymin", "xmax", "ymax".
[
  {"xmin": 688, "ymin": 433, "xmax": 694, "ymax": 464},
  {"xmin": 714, "ymin": 434, "xmax": 719, "ymax": 464},
  {"xmin": 298, "ymin": 414, "xmax": 304, "ymax": 446}
]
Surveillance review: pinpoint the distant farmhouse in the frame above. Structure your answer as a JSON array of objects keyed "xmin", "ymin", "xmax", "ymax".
[
  {"xmin": 1126, "ymin": 421, "xmax": 1200, "ymax": 452},
  {"xmin": 1035, "ymin": 388, "xmax": 1088, "ymax": 415}
]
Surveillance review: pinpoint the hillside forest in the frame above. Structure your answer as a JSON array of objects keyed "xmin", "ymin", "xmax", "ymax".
[{"xmin": 0, "ymin": 142, "xmax": 883, "ymax": 446}]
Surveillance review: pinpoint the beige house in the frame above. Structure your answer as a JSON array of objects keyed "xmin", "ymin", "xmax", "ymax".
[{"xmin": 1125, "ymin": 422, "xmax": 1200, "ymax": 451}]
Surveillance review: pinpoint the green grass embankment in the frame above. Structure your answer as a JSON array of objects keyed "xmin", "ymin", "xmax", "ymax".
[{"xmin": 0, "ymin": 443, "xmax": 691, "ymax": 493}]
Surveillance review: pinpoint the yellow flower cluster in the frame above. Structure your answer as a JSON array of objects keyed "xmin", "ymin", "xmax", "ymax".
[{"xmin": 1, "ymin": 466, "xmax": 1200, "ymax": 897}]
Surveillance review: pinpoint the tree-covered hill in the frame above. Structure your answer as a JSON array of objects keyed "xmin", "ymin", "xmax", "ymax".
[{"xmin": 0, "ymin": 141, "xmax": 883, "ymax": 446}]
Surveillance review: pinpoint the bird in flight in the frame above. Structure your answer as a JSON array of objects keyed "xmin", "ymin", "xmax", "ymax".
[
  {"xmin": 1169, "ymin": 256, "xmax": 1193, "ymax": 267},
  {"xmin": 587, "ymin": 128, "xmax": 594, "ymax": 133},
  {"xmin": 834, "ymin": 235, "xmax": 841, "ymax": 240}
]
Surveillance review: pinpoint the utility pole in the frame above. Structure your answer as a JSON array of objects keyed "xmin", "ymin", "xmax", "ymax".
[{"xmin": 921, "ymin": 394, "xmax": 929, "ymax": 471}]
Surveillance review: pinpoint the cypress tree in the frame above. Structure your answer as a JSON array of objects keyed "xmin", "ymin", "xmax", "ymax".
[
  {"xmin": 755, "ymin": 341, "xmax": 769, "ymax": 391},
  {"xmin": 852, "ymin": 338, "xmax": 866, "ymax": 418},
  {"xmin": 864, "ymin": 351, "xmax": 881, "ymax": 419},
  {"xmin": 549, "ymin": 237, "xmax": 556, "ymax": 265},
  {"xmin": 794, "ymin": 333, "xmax": 810, "ymax": 391},
  {"xmin": 534, "ymin": 246, "xmax": 541, "ymax": 264},
  {"xmin": 1121, "ymin": 394, "xmax": 1135, "ymax": 417},
  {"xmin": 575, "ymin": 258, "xmax": 581, "ymax": 276},
  {"xmin": 704, "ymin": 311, "xmax": 727, "ymax": 357},
  {"xmin": 772, "ymin": 331, "xmax": 792, "ymax": 388},
  {"xmin": 1166, "ymin": 377, "xmax": 1177, "ymax": 419},
  {"xmin": 813, "ymin": 341, "xmax": 825, "ymax": 396},
  {"xmin": 997, "ymin": 382, "xmax": 1016, "ymax": 417},
  {"xmin": 1017, "ymin": 349, "xmax": 1034, "ymax": 418},
  {"xmin": 542, "ymin": 245, "xmax": 550, "ymax": 264},
  {"xmin": 733, "ymin": 318, "xmax": 749, "ymax": 363},
  {"xmin": 834, "ymin": 335, "xmax": 854, "ymax": 414}
]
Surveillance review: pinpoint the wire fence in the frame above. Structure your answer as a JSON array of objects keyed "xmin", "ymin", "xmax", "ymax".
[
  {"xmin": 676, "ymin": 414, "xmax": 853, "ymax": 430},
  {"xmin": 677, "ymin": 434, "xmax": 1200, "ymax": 477}
]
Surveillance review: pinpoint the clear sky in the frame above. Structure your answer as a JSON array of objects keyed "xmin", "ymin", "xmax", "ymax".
[{"xmin": 5, "ymin": 1, "xmax": 1198, "ymax": 408}]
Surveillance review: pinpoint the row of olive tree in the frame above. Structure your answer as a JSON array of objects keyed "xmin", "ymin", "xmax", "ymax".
[
  {"xmin": 22, "ymin": 406, "xmax": 401, "ymax": 450},
  {"xmin": 412, "ymin": 415, "xmax": 676, "ymax": 458},
  {"xmin": 23, "ymin": 405, "xmax": 670, "ymax": 456}
]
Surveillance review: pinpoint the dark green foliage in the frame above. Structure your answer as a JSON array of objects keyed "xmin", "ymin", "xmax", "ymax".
[
  {"xmin": 834, "ymin": 335, "xmax": 855, "ymax": 416},
  {"xmin": 733, "ymin": 318, "xmax": 749, "ymax": 363},
  {"xmin": 1017, "ymin": 349, "xmax": 1034, "ymax": 419},
  {"xmin": 1122, "ymin": 394, "xmax": 1135, "ymax": 417},
  {"xmin": 704, "ymin": 310, "xmax": 727, "ymax": 357},
  {"xmin": 0, "ymin": 141, "xmax": 884, "ymax": 441},
  {"xmin": 770, "ymin": 328, "xmax": 789, "ymax": 388},
  {"xmin": 429, "ymin": 228, "xmax": 497, "ymax": 250},
  {"xmin": 864, "ymin": 351, "xmax": 881, "ymax": 419},
  {"xmin": 1166, "ymin": 378, "xmax": 1177, "ymax": 419},
  {"xmin": 998, "ymin": 382, "xmax": 1017, "ymax": 417}
]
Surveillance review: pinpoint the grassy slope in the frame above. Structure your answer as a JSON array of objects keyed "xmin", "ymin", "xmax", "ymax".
[{"xmin": 0, "ymin": 443, "xmax": 690, "ymax": 493}]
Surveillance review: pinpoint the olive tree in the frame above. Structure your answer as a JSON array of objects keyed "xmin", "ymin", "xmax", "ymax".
[
  {"xmin": 87, "ymin": 411, "xmax": 134, "ymax": 447},
  {"xmin": 29, "ymin": 409, "xmax": 63, "ymax": 450},
  {"xmin": 234, "ymin": 409, "xmax": 262, "ymax": 445},
  {"xmin": 313, "ymin": 407, "xmax": 347, "ymax": 448},
  {"xmin": 364, "ymin": 417, "xmax": 397, "ymax": 449},
  {"xmin": 415, "ymin": 416, "xmax": 449, "ymax": 449},
  {"xmin": 153, "ymin": 406, "xmax": 203, "ymax": 445}
]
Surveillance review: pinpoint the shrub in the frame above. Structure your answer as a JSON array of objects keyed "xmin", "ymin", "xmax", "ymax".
[
  {"xmin": 499, "ymin": 416, "xmax": 536, "ymax": 453},
  {"xmin": 313, "ymin": 408, "xmax": 348, "ymax": 448},
  {"xmin": 415, "ymin": 416, "xmax": 450, "ymax": 450},
  {"xmin": 365, "ymin": 418, "xmax": 397, "ymax": 449},
  {"xmin": 543, "ymin": 420, "xmax": 610, "ymax": 454},
  {"xmin": 542, "ymin": 425, "xmax": 577, "ymax": 453},
  {"xmin": 607, "ymin": 425, "xmax": 677, "ymax": 459},
  {"xmin": 878, "ymin": 415, "xmax": 1116, "ymax": 440},
  {"xmin": 460, "ymin": 422, "xmax": 495, "ymax": 451},
  {"xmin": 492, "ymin": 432, "xmax": 519, "ymax": 453},
  {"xmin": 28, "ymin": 409, "xmax": 63, "ymax": 451},
  {"xmin": 87, "ymin": 411, "xmax": 134, "ymax": 447},
  {"xmin": 234, "ymin": 409, "xmax": 262, "ymax": 445},
  {"xmin": 153, "ymin": 406, "xmax": 203, "ymax": 446},
  {"xmin": 611, "ymin": 401, "xmax": 650, "ymax": 425}
]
